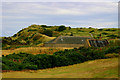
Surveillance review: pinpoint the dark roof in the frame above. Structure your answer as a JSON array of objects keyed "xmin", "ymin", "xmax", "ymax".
[
  {"xmin": 88, "ymin": 39, "xmax": 109, "ymax": 47},
  {"xmin": 46, "ymin": 36, "xmax": 92, "ymax": 44}
]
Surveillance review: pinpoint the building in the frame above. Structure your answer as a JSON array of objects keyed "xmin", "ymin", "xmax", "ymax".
[
  {"xmin": 44, "ymin": 36, "xmax": 92, "ymax": 47},
  {"xmin": 86, "ymin": 39, "xmax": 109, "ymax": 47}
]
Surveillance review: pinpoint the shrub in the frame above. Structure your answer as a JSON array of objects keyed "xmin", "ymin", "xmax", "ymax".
[
  {"xmin": 88, "ymin": 27, "xmax": 92, "ymax": 29},
  {"xmin": 5, "ymin": 52, "xmax": 33, "ymax": 60},
  {"xmin": 2, "ymin": 57, "xmax": 22, "ymax": 71},
  {"xmin": 58, "ymin": 25, "xmax": 66, "ymax": 31},
  {"xmin": 111, "ymin": 29, "xmax": 116, "ymax": 31},
  {"xmin": 92, "ymin": 50, "xmax": 105, "ymax": 59},
  {"xmin": 70, "ymin": 32, "xmax": 73, "ymax": 36},
  {"xmin": 53, "ymin": 51, "xmax": 64, "ymax": 56},
  {"xmin": 41, "ymin": 25, "xmax": 47, "ymax": 28},
  {"xmin": 29, "ymin": 24, "xmax": 37, "ymax": 28},
  {"xmin": 98, "ymin": 29, "xmax": 103, "ymax": 31},
  {"xmin": 3, "ymin": 46, "xmax": 119, "ymax": 71},
  {"xmin": 105, "ymin": 29, "xmax": 116, "ymax": 31},
  {"xmin": 54, "ymin": 49, "xmax": 86, "ymax": 64},
  {"xmin": 23, "ymin": 54, "xmax": 55, "ymax": 69},
  {"xmin": 24, "ymin": 64, "xmax": 38, "ymax": 70},
  {"xmin": 2, "ymin": 64, "xmax": 10, "ymax": 70},
  {"xmin": 69, "ymin": 26, "xmax": 71, "ymax": 30},
  {"xmin": 33, "ymin": 34, "xmax": 42, "ymax": 41},
  {"xmin": 13, "ymin": 34, "xmax": 17, "ymax": 37},
  {"xmin": 52, "ymin": 31, "xmax": 60, "ymax": 37},
  {"xmin": 78, "ymin": 30, "xmax": 84, "ymax": 32},
  {"xmin": 65, "ymin": 52, "xmax": 86, "ymax": 64},
  {"xmin": 107, "ymin": 34, "xmax": 117, "ymax": 39},
  {"xmin": 105, "ymin": 29, "xmax": 111, "ymax": 31},
  {"xmin": 17, "ymin": 29, "xmax": 24, "ymax": 33},
  {"xmin": 102, "ymin": 32, "xmax": 108, "ymax": 35},
  {"xmin": 28, "ymin": 29, "xmax": 37, "ymax": 32},
  {"xmin": 54, "ymin": 55, "xmax": 69, "ymax": 67},
  {"xmin": 105, "ymin": 53, "xmax": 119, "ymax": 58},
  {"xmin": 89, "ymin": 30, "xmax": 94, "ymax": 33},
  {"xmin": 105, "ymin": 46, "xmax": 120, "ymax": 54},
  {"xmin": 43, "ymin": 30, "xmax": 53, "ymax": 37}
]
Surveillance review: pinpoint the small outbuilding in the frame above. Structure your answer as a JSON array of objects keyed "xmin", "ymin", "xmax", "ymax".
[
  {"xmin": 44, "ymin": 36, "xmax": 92, "ymax": 47},
  {"xmin": 86, "ymin": 39, "xmax": 109, "ymax": 47}
]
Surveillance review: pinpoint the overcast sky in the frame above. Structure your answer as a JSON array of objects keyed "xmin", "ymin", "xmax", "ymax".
[{"xmin": 2, "ymin": 1, "xmax": 118, "ymax": 37}]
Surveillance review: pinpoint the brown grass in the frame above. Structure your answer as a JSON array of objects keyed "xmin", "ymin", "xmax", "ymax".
[{"xmin": 2, "ymin": 47, "xmax": 73, "ymax": 55}]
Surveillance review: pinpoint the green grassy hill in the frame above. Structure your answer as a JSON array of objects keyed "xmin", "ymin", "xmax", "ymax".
[
  {"xmin": 2, "ymin": 58, "xmax": 118, "ymax": 78},
  {"xmin": 2, "ymin": 24, "xmax": 119, "ymax": 50}
]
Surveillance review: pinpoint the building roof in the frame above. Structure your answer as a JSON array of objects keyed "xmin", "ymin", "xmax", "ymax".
[
  {"xmin": 88, "ymin": 39, "xmax": 109, "ymax": 47},
  {"xmin": 46, "ymin": 36, "xmax": 92, "ymax": 44}
]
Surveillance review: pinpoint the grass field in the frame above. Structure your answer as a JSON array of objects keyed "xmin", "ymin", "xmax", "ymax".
[
  {"xmin": 2, "ymin": 47, "xmax": 73, "ymax": 55},
  {"xmin": 61, "ymin": 28, "xmax": 118, "ymax": 39},
  {"xmin": 2, "ymin": 58, "xmax": 118, "ymax": 78}
]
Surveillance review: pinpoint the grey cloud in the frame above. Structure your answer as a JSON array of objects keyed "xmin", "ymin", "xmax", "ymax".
[
  {"xmin": 2, "ymin": 2, "xmax": 118, "ymax": 37},
  {"xmin": 2, "ymin": 0, "xmax": 119, "ymax": 2}
]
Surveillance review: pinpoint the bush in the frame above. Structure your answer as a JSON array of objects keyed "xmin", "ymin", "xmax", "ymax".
[
  {"xmin": 92, "ymin": 50, "xmax": 105, "ymax": 59},
  {"xmin": 54, "ymin": 49, "xmax": 86, "ymax": 64},
  {"xmin": 105, "ymin": 29, "xmax": 116, "ymax": 31},
  {"xmin": 5, "ymin": 52, "xmax": 33, "ymax": 60},
  {"xmin": 102, "ymin": 32, "xmax": 108, "ymax": 35},
  {"xmin": 105, "ymin": 46, "xmax": 120, "ymax": 54},
  {"xmin": 88, "ymin": 27, "xmax": 92, "ymax": 29},
  {"xmin": 54, "ymin": 55, "xmax": 69, "ymax": 67},
  {"xmin": 28, "ymin": 29, "xmax": 37, "ymax": 32},
  {"xmin": 105, "ymin": 29, "xmax": 111, "ymax": 31},
  {"xmin": 2, "ymin": 57, "xmax": 22, "ymax": 71},
  {"xmin": 33, "ymin": 34, "xmax": 42, "ymax": 41},
  {"xmin": 70, "ymin": 32, "xmax": 73, "ymax": 36},
  {"xmin": 3, "ymin": 46, "xmax": 119, "ymax": 71},
  {"xmin": 69, "ymin": 26, "xmax": 71, "ymax": 30},
  {"xmin": 13, "ymin": 34, "xmax": 17, "ymax": 37},
  {"xmin": 23, "ymin": 54, "xmax": 56, "ymax": 69},
  {"xmin": 65, "ymin": 52, "xmax": 86, "ymax": 64},
  {"xmin": 98, "ymin": 29, "xmax": 103, "ymax": 31},
  {"xmin": 24, "ymin": 64, "xmax": 38, "ymax": 70},
  {"xmin": 43, "ymin": 30, "xmax": 53, "ymax": 37},
  {"xmin": 53, "ymin": 51, "xmax": 64, "ymax": 56},
  {"xmin": 105, "ymin": 53, "xmax": 119, "ymax": 58},
  {"xmin": 58, "ymin": 25, "xmax": 66, "ymax": 31},
  {"xmin": 2, "ymin": 64, "xmax": 10, "ymax": 70},
  {"xmin": 41, "ymin": 25, "xmax": 47, "ymax": 28},
  {"xmin": 78, "ymin": 30, "xmax": 84, "ymax": 32},
  {"xmin": 107, "ymin": 34, "xmax": 117, "ymax": 39},
  {"xmin": 89, "ymin": 30, "xmax": 94, "ymax": 33}
]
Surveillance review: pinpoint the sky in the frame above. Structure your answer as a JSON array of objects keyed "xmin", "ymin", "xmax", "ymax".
[{"xmin": 1, "ymin": 1, "xmax": 119, "ymax": 37}]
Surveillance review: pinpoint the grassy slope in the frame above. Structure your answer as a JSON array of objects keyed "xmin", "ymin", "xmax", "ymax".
[
  {"xmin": 61, "ymin": 28, "xmax": 118, "ymax": 39},
  {"xmin": 2, "ymin": 47, "xmax": 73, "ymax": 55},
  {"xmin": 2, "ymin": 58, "xmax": 118, "ymax": 78},
  {"xmin": 2, "ymin": 24, "xmax": 119, "ymax": 50}
]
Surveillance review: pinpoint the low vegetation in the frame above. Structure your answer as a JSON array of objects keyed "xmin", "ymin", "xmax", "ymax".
[
  {"xmin": 2, "ymin": 46, "xmax": 119, "ymax": 71},
  {"xmin": 2, "ymin": 47, "xmax": 73, "ymax": 56},
  {"xmin": 2, "ymin": 58, "xmax": 118, "ymax": 78}
]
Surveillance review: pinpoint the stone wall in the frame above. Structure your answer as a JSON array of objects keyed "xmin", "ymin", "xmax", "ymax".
[{"xmin": 44, "ymin": 43, "xmax": 84, "ymax": 47}]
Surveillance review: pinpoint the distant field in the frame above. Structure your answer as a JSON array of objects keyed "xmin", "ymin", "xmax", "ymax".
[
  {"xmin": 2, "ymin": 47, "xmax": 73, "ymax": 55},
  {"xmin": 2, "ymin": 58, "xmax": 118, "ymax": 78},
  {"xmin": 61, "ymin": 28, "xmax": 119, "ymax": 39}
]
